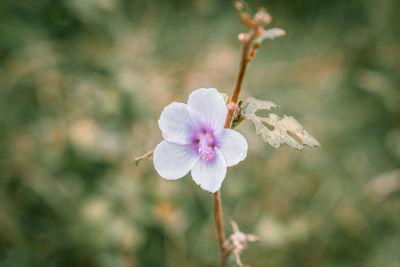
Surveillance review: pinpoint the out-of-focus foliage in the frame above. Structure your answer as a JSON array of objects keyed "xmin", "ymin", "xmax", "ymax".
[{"xmin": 0, "ymin": 0, "xmax": 399, "ymax": 266}]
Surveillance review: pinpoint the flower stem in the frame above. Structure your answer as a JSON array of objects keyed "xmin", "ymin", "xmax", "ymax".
[
  {"xmin": 212, "ymin": 191, "xmax": 227, "ymax": 267},
  {"xmin": 231, "ymin": 32, "xmax": 256, "ymax": 104},
  {"xmin": 225, "ymin": 30, "xmax": 258, "ymax": 129},
  {"xmin": 212, "ymin": 26, "xmax": 259, "ymax": 267}
]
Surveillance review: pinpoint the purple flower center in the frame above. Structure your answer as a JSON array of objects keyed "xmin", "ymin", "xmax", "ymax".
[{"xmin": 193, "ymin": 128, "xmax": 216, "ymax": 162}]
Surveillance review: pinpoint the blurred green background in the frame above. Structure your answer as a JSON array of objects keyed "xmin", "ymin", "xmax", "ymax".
[{"xmin": 1, "ymin": 0, "xmax": 399, "ymax": 266}]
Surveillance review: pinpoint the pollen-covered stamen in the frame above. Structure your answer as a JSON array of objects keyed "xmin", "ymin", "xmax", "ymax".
[{"xmin": 194, "ymin": 129, "xmax": 216, "ymax": 162}]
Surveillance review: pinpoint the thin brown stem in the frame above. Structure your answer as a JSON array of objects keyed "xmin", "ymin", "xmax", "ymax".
[
  {"xmin": 224, "ymin": 30, "xmax": 258, "ymax": 129},
  {"xmin": 220, "ymin": 252, "xmax": 229, "ymax": 267},
  {"xmin": 231, "ymin": 30, "xmax": 258, "ymax": 104},
  {"xmin": 134, "ymin": 150, "xmax": 154, "ymax": 166},
  {"xmin": 212, "ymin": 26, "xmax": 260, "ymax": 267},
  {"xmin": 213, "ymin": 191, "xmax": 227, "ymax": 267},
  {"xmin": 213, "ymin": 191, "xmax": 225, "ymax": 247}
]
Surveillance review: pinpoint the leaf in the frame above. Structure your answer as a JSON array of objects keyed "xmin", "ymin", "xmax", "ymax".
[
  {"xmin": 261, "ymin": 28, "xmax": 286, "ymax": 40},
  {"xmin": 242, "ymin": 97, "xmax": 320, "ymax": 151},
  {"xmin": 242, "ymin": 96, "xmax": 277, "ymax": 114},
  {"xmin": 253, "ymin": 28, "xmax": 286, "ymax": 46}
]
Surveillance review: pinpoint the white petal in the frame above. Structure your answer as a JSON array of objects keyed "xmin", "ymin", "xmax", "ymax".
[
  {"xmin": 216, "ymin": 129, "xmax": 248, "ymax": 167},
  {"xmin": 191, "ymin": 148, "xmax": 227, "ymax": 193},
  {"xmin": 187, "ymin": 88, "xmax": 227, "ymax": 132},
  {"xmin": 158, "ymin": 102, "xmax": 195, "ymax": 145},
  {"xmin": 153, "ymin": 141, "xmax": 200, "ymax": 180}
]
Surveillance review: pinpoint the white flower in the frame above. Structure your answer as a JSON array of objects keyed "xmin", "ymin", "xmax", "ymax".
[{"xmin": 153, "ymin": 88, "xmax": 248, "ymax": 193}]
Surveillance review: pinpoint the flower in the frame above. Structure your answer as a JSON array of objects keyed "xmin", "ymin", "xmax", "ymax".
[{"xmin": 153, "ymin": 88, "xmax": 248, "ymax": 193}]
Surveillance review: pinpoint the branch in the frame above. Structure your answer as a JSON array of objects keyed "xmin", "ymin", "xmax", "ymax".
[
  {"xmin": 213, "ymin": 14, "xmax": 262, "ymax": 267},
  {"xmin": 134, "ymin": 150, "xmax": 154, "ymax": 166},
  {"xmin": 212, "ymin": 3, "xmax": 286, "ymax": 266}
]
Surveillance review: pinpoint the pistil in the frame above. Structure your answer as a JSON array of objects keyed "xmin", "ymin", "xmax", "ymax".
[{"xmin": 194, "ymin": 129, "xmax": 216, "ymax": 162}]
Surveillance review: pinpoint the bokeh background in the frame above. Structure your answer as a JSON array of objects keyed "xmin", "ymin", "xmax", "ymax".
[{"xmin": 1, "ymin": 0, "xmax": 399, "ymax": 266}]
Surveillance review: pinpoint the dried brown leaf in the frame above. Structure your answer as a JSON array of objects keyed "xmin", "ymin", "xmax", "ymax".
[
  {"xmin": 242, "ymin": 96, "xmax": 277, "ymax": 113},
  {"xmin": 253, "ymin": 28, "xmax": 286, "ymax": 46},
  {"xmin": 242, "ymin": 97, "xmax": 320, "ymax": 150}
]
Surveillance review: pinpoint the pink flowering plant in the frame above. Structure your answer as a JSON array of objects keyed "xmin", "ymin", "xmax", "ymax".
[
  {"xmin": 136, "ymin": 2, "xmax": 319, "ymax": 266},
  {"xmin": 154, "ymin": 88, "xmax": 248, "ymax": 193}
]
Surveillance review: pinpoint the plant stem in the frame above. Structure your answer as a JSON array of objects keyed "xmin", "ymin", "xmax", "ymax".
[
  {"xmin": 212, "ymin": 27, "xmax": 259, "ymax": 267},
  {"xmin": 225, "ymin": 30, "xmax": 258, "ymax": 129},
  {"xmin": 212, "ymin": 191, "xmax": 227, "ymax": 267},
  {"xmin": 213, "ymin": 191, "xmax": 225, "ymax": 247},
  {"xmin": 231, "ymin": 34, "xmax": 254, "ymax": 104}
]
